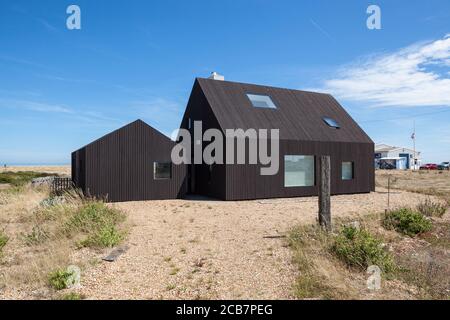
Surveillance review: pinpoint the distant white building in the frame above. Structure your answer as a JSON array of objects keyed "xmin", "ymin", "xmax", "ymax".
[{"xmin": 374, "ymin": 143, "xmax": 421, "ymax": 170}]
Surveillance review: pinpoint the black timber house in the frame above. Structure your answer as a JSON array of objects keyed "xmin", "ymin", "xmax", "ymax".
[
  {"xmin": 72, "ymin": 120, "xmax": 186, "ymax": 202},
  {"xmin": 72, "ymin": 76, "xmax": 375, "ymax": 202}
]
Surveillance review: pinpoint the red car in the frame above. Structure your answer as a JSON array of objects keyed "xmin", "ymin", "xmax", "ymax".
[{"xmin": 420, "ymin": 163, "xmax": 438, "ymax": 170}]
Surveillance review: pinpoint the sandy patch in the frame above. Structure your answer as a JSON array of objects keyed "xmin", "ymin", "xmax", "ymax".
[{"xmin": 2, "ymin": 166, "xmax": 70, "ymax": 176}]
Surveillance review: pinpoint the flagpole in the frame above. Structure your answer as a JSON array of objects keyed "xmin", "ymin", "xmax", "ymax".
[{"xmin": 413, "ymin": 121, "xmax": 416, "ymax": 171}]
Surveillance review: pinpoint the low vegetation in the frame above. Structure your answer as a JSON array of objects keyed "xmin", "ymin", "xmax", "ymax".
[
  {"xmin": 376, "ymin": 170, "xmax": 450, "ymax": 206},
  {"xmin": 22, "ymin": 226, "xmax": 50, "ymax": 246},
  {"xmin": 289, "ymin": 200, "xmax": 448, "ymax": 300},
  {"xmin": 416, "ymin": 198, "xmax": 447, "ymax": 218},
  {"xmin": 64, "ymin": 201, "xmax": 126, "ymax": 248},
  {"xmin": 288, "ymin": 226, "xmax": 343, "ymax": 299},
  {"xmin": 0, "ymin": 230, "xmax": 9, "ymax": 253},
  {"xmin": 383, "ymin": 208, "xmax": 432, "ymax": 237},
  {"xmin": 59, "ymin": 292, "xmax": 85, "ymax": 300},
  {"xmin": 0, "ymin": 185, "xmax": 127, "ymax": 299},
  {"xmin": 331, "ymin": 225, "xmax": 396, "ymax": 273},
  {"xmin": 0, "ymin": 171, "xmax": 55, "ymax": 187},
  {"xmin": 48, "ymin": 268, "xmax": 76, "ymax": 290}
]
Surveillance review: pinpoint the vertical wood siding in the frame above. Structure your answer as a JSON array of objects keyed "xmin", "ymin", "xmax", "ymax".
[
  {"xmin": 73, "ymin": 120, "xmax": 186, "ymax": 202},
  {"xmin": 180, "ymin": 79, "xmax": 375, "ymax": 201},
  {"xmin": 224, "ymin": 140, "xmax": 374, "ymax": 201}
]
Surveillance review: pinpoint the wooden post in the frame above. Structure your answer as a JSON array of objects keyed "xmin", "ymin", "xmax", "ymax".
[
  {"xmin": 319, "ymin": 155, "xmax": 331, "ymax": 231},
  {"xmin": 387, "ymin": 175, "xmax": 391, "ymax": 212}
]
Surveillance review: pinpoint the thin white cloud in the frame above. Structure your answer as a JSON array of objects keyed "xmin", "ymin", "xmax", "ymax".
[
  {"xmin": 0, "ymin": 99, "xmax": 121, "ymax": 125},
  {"xmin": 128, "ymin": 97, "xmax": 184, "ymax": 137},
  {"xmin": 310, "ymin": 19, "xmax": 334, "ymax": 42},
  {"xmin": 36, "ymin": 18, "xmax": 58, "ymax": 33},
  {"xmin": 130, "ymin": 97, "xmax": 182, "ymax": 114},
  {"xmin": 0, "ymin": 99, "xmax": 72, "ymax": 114},
  {"xmin": 0, "ymin": 55, "xmax": 47, "ymax": 69},
  {"xmin": 318, "ymin": 35, "xmax": 450, "ymax": 108}
]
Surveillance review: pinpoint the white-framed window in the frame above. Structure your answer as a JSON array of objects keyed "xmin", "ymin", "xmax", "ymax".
[
  {"xmin": 342, "ymin": 162, "xmax": 354, "ymax": 180},
  {"xmin": 284, "ymin": 155, "xmax": 315, "ymax": 187},
  {"xmin": 154, "ymin": 162, "xmax": 172, "ymax": 180},
  {"xmin": 246, "ymin": 94, "xmax": 277, "ymax": 109}
]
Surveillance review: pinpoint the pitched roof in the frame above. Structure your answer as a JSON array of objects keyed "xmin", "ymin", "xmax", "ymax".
[
  {"xmin": 375, "ymin": 144, "xmax": 420, "ymax": 155},
  {"xmin": 196, "ymin": 77, "xmax": 373, "ymax": 143},
  {"xmin": 73, "ymin": 119, "xmax": 173, "ymax": 152},
  {"xmin": 375, "ymin": 146, "xmax": 397, "ymax": 152}
]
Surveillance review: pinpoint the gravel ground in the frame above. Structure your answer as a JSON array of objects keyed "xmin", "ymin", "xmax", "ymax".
[{"xmin": 78, "ymin": 188, "xmax": 437, "ymax": 300}]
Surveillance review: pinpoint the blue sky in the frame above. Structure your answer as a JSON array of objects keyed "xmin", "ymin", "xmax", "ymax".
[{"xmin": 0, "ymin": 0, "xmax": 449, "ymax": 164}]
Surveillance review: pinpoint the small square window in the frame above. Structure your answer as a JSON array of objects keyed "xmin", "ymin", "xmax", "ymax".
[
  {"xmin": 247, "ymin": 94, "xmax": 277, "ymax": 109},
  {"xmin": 323, "ymin": 117, "xmax": 340, "ymax": 129},
  {"xmin": 342, "ymin": 162, "xmax": 354, "ymax": 180},
  {"xmin": 154, "ymin": 162, "xmax": 171, "ymax": 180}
]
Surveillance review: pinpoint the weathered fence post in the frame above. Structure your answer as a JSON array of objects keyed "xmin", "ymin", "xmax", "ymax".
[{"xmin": 319, "ymin": 155, "xmax": 331, "ymax": 231}]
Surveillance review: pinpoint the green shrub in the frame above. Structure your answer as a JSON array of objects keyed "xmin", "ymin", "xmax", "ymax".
[
  {"xmin": 383, "ymin": 208, "xmax": 432, "ymax": 236},
  {"xmin": 59, "ymin": 292, "xmax": 85, "ymax": 300},
  {"xmin": 416, "ymin": 199, "xmax": 447, "ymax": 218},
  {"xmin": 48, "ymin": 269, "xmax": 75, "ymax": 290},
  {"xmin": 0, "ymin": 171, "xmax": 55, "ymax": 187},
  {"xmin": 0, "ymin": 231, "xmax": 8, "ymax": 252},
  {"xmin": 79, "ymin": 225, "xmax": 124, "ymax": 248},
  {"xmin": 65, "ymin": 202, "xmax": 125, "ymax": 248},
  {"xmin": 332, "ymin": 226, "xmax": 395, "ymax": 273},
  {"xmin": 65, "ymin": 202, "xmax": 124, "ymax": 232}
]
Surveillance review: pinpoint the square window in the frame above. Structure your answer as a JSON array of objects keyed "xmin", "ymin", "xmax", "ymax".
[
  {"xmin": 154, "ymin": 162, "xmax": 171, "ymax": 180},
  {"xmin": 342, "ymin": 162, "xmax": 354, "ymax": 180},
  {"xmin": 284, "ymin": 155, "xmax": 315, "ymax": 187},
  {"xmin": 247, "ymin": 94, "xmax": 277, "ymax": 109}
]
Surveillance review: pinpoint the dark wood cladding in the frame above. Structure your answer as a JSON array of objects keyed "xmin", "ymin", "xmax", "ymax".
[
  {"xmin": 179, "ymin": 80, "xmax": 227, "ymax": 200},
  {"xmin": 72, "ymin": 120, "xmax": 186, "ymax": 202},
  {"xmin": 225, "ymin": 141, "xmax": 374, "ymax": 201},
  {"xmin": 196, "ymin": 78, "xmax": 372, "ymax": 143},
  {"xmin": 180, "ymin": 78, "xmax": 375, "ymax": 201}
]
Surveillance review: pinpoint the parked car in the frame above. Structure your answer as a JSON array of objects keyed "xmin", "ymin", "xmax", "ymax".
[
  {"xmin": 437, "ymin": 162, "xmax": 450, "ymax": 170},
  {"xmin": 420, "ymin": 163, "xmax": 438, "ymax": 170},
  {"xmin": 379, "ymin": 162, "xmax": 396, "ymax": 170}
]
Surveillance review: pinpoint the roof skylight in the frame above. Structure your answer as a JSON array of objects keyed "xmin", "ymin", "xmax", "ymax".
[
  {"xmin": 323, "ymin": 117, "xmax": 340, "ymax": 129},
  {"xmin": 246, "ymin": 94, "xmax": 277, "ymax": 109}
]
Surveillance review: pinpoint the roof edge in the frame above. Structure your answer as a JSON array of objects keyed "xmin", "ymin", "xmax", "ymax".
[
  {"xmin": 72, "ymin": 119, "xmax": 173, "ymax": 153},
  {"xmin": 196, "ymin": 77, "xmax": 333, "ymax": 97}
]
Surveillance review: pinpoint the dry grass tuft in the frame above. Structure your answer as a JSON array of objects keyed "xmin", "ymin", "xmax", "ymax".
[
  {"xmin": 0, "ymin": 184, "xmax": 127, "ymax": 299},
  {"xmin": 416, "ymin": 198, "xmax": 447, "ymax": 218},
  {"xmin": 0, "ymin": 230, "xmax": 9, "ymax": 253},
  {"xmin": 288, "ymin": 225, "xmax": 355, "ymax": 299}
]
